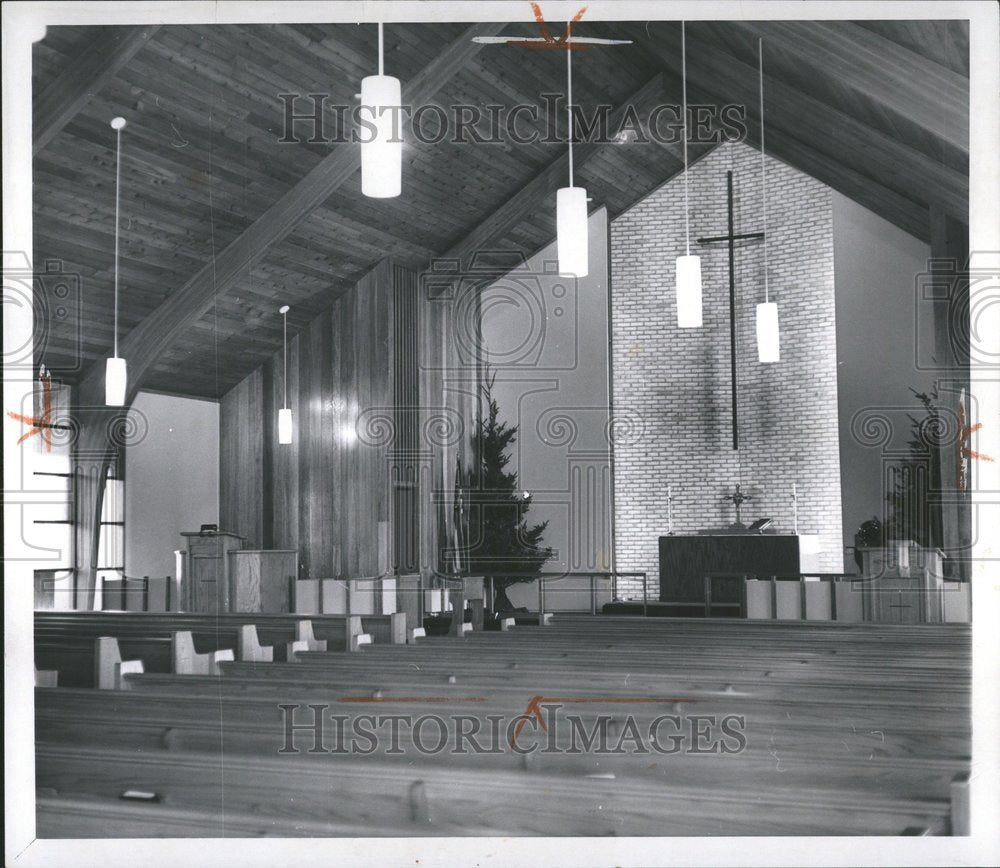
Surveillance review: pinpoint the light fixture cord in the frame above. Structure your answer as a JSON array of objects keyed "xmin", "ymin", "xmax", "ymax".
[
  {"xmin": 378, "ymin": 22, "xmax": 384, "ymax": 75},
  {"xmin": 759, "ymin": 38, "xmax": 770, "ymax": 303},
  {"xmin": 566, "ymin": 26, "xmax": 574, "ymax": 186},
  {"xmin": 113, "ymin": 123, "xmax": 122, "ymax": 358},
  {"xmin": 682, "ymin": 21, "xmax": 690, "ymax": 257},
  {"xmin": 283, "ymin": 310, "xmax": 288, "ymax": 409}
]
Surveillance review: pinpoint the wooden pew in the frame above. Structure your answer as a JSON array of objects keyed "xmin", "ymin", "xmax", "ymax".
[
  {"xmin": 34, "ymin": 614, "xmax": 970, "ymax": 837},
  {"xmin": 35, "ymin": 689, "xmax": 968, "ymax": 804},
  {"xmin": 35, "ymin": 611, "xmax": 388, "ymax": 659},
  {"xmin": 35, "ymin": 740, "xmax": 957, "ymax": 836}
]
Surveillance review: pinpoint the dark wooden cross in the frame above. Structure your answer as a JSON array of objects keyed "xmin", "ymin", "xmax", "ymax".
[{"xmin": 697, "ymin": 170, "xmax": 765, "ymax": 450}]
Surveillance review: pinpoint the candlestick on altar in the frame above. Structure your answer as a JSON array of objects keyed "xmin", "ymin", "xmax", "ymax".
[
  {"xmin": 667, "ymin": 485, "xmax": 673, "ymax": 535},
  {"xmin": 791, "ymin": 483, "xmax": 799, "ymax": 534}
]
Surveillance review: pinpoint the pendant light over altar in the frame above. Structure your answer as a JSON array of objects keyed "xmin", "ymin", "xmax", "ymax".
[
  {"xmin": 361, "ymin": 22, "xmax": 402, "ymax": 198},
  {"xmin": 556, "ymin": 28, "xmax": 588, "ymax": 277},
  {"xmin": 675, "ymin": 22, "xmax": 702, "ymax": 329},
  {"xmin": 278, "ymin": 305, "xmax": 293, "ymax": 444},
  {"xmin": 755, "ymin": 39, "xmax": 780, "ymax": 363},
  {"xmin": 105, "ymin": 116, "xmax": 128, "ymax": 405}
]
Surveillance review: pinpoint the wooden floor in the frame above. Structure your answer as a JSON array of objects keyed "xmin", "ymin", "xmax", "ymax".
[{"xmin": 35, "ymin": 614, "xmax": 970, "ymax": 837}]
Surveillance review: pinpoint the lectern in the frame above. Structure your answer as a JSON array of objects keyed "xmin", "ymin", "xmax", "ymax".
[{"xmin": 180, "ymin": 531, "xmax": 245, "ymax": 613}]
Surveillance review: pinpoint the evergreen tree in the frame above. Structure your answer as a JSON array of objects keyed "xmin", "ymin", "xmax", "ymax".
[{"xmin": 461, "ymin": 372, "xmax": 552, "ymax": 613}]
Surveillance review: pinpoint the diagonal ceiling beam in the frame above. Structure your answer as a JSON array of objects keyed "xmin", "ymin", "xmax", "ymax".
[
  {"xmin": 731, "ymin": 21, "xmax": 968, "ymax": 153},
  {"xmin": 77, "ymin": 21, "xmax": 506, "ymax": 405},
  {"xmin": 438, "ymin": 72, "xmax": 711, "ymax": 271},
  {"xmin": 34, "ymin": 26, "xmax": 160, "ymax": 156},
  {"xmin": 652, "ymin": 32, "xmax": 967, "ymax": 221},
  {"xmin": 678, "ymin": 75, "xmax": 931, "ymax": 243}
]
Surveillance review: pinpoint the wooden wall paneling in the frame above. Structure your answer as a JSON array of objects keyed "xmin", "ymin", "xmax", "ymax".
[
  {"xmin": 340, "ymin": 287, "xmax": 359, "ymax": 577},
  {"xmin": 219, "ymin": 369, "xmax": 264, "ymax": 547},
  {"xmin": 375, "ymin": 260, "xmax": 394, "ymax": 575},
  {"xmin": 270, "ymin": 332, "xmax": 300, "ymax": 554},
  {"xmin": 299, "ymin": 312, "xmax": 322, "ymax": 576},
  {"xmin": 260, "ymin": 357, "xmax": 275, "ymax": 549}
]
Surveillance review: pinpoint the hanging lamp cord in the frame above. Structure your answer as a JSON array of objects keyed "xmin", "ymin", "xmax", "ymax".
[
  {"xmin": 682, "ymin": 21, "xmax": 690, "ymax": 256},
  {"xmin": 113, "ymin": 123, "xmax": 122, "ymax": 359},
  {"xmin": 567, "ymin": 25, "xmax": 574, "ymax": 186},
  {"xmin": 283, "ymin": 310, "xmax": 288, "ymax": 409},
  {"xmin": 759, "ymin": 38, "xmax": 770, "ymax": 304}
]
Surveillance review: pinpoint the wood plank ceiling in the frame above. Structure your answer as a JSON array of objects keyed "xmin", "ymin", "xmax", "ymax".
[{"xmin": 32, "ymin": 19, "xmax": 969, "ymax": 399}]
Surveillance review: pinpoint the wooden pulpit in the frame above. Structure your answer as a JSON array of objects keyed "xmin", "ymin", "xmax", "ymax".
[{"xmin": 180, "ymin": 531, "xmax": 245, "ymax": 613}]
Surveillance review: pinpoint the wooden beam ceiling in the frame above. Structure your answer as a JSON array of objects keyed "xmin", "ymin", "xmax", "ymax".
[
  {"xmin": 33, "ymin": 26, "xmax": 160, "ymax": 156},
  {"xmin": 731, "ymin": 21, "xmax": 969, "ymax": 154},
  {"xmin": 74, "ymin": 21, "xmax": 506, "ymax": 406},
  {"xmin": 645, "ymin": 31, "xmax": 966, "ymax": 234},
  {"xmin": 31, "ymin": 20, "xmax": 968, "ymax": 400}
]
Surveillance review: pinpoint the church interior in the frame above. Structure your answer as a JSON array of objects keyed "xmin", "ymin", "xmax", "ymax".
[{"xmin": 6, "ymin": 7, "xmax": 994, "ymax": 852}]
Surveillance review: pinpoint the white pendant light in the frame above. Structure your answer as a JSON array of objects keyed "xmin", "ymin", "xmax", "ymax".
[
  {"xmin": 557, "ymin": 28, "xmax": 588, "ymax": 277},
  {"xmin": 756, "ymin": 301, "xmax": 780, "ymax": 364},
  {"xmin": 676, "ymin": 22, "xmax": 702, "ymax": 329},
  {"xmin": 105, "ymin": 116, "xmax": 128, "ymax": 406},
  {"xmin": 278, "ymin": 305, "xmax": 293, "ymax": 444},
  {"xmin": 361, "ymin": 23, "xmax": 402, "ymax": 198},
  {"xmin": 755, "ymin": 39, "xmax": 780, "ymax": 363}
]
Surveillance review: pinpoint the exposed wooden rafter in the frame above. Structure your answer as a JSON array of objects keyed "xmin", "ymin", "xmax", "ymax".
[
  {"xmin": 439, "ymin": 72, "xmax": 693, "ymax": 271},
  {"xmin": 33, "ymin": 26, "xmax": 160, "ymax": 156},
  {"xmin": 655, "ymin": 33, "xmax": 967, "ymax": 221},
  {"xmin": 731, "ymin": 21, "xmax": 969, "ymax": 154},
  {"xmin": 74, "ymin": 21, "xmax": 506, "ymax": 407}
]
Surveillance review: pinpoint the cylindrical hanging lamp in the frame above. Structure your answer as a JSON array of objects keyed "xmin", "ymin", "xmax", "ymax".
[
  {"xmin": 278, "ymin": 305, "xmax": 293, "ymax": 444},
  {"xmin": 361, "ymin": 23, "xmax": 402, "ymax": 198},
  {"xmin": 105, "ymin": 116, "xmax": 128, "ymax": 406},
  {"xmin": 557, "ymin": 186, "xmax": 588, "ymax": 277},
  {"xmin": 675, "ymin": 22, "xmax": 702, "ymax": 329},
  {"xmin": 556, "ymin": 28, "xmax": 588, "ymax": 277},
  {"xmin": 755, "ymin": 301, "xmax": 780, "ymax": 363},
  {"xmin": 676, "ymin": 254, "xmax": 703, "ymax": 328},
  {"xmin": 756, "ymin": 38, "xmax": 780, "ymax": 363}
]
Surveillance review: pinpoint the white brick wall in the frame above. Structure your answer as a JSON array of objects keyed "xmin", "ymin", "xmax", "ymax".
[{"xmin": 610, "ymin": 142, "xmax": 843, "ymax": 599}]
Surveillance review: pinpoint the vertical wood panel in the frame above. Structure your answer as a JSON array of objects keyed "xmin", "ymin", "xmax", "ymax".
[
  {"xmin": 219, "ymin": 258, "xmax": 467, "ymax": 586},
  {"xmin": 219, "ymin": 369, "xmax": 263, "ymax": 546},
  {"xmin": 271, "ymin": 333, "xmax": 299, "ymax": 554}
]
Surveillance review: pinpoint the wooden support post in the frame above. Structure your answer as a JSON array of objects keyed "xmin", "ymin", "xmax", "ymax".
[
  {"xmin": 929, "ymin": 208, "xmax": 971, "ymax": 580},
  {"xmin": 538, "ymin": 579, "xmax": 546, "ymax": 626}
]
